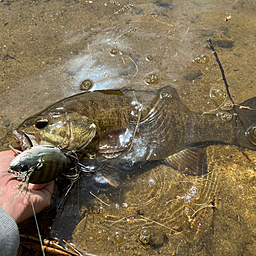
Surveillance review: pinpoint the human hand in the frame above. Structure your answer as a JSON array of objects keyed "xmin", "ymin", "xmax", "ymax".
[{"xmin": 0, "ymin": 150, "xmax": 54, "ymax": 223}]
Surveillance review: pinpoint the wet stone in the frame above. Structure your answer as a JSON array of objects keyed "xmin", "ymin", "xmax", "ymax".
[
  {"xmin": 201, "ymin": 29, "xmax": 215, "ymax": 37},
  {"xmin": 155, "ymin": 0, "xmax": 173, "ymax": 9},
  {"xmin": 220, "ymin": 27, "xmax": 229, "ymax": 36},
  {"xmin": 184, "ymin": 70, "xmax": 203, "ymax": 81},
  {"xmin": 80, "ymin": 79, "xmax": 93, "ymax": 90},
  {"xmin": 216, "ymin": 39, "xmax": 234, "ymax": 48}
]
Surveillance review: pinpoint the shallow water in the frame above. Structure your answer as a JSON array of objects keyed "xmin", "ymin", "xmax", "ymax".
[{"xmin": 1, "ymin": 0, "xmax": 256, "ymax": 255}]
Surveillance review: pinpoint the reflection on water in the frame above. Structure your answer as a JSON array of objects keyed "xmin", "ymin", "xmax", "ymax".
[
  {"xmin": 51, "ymin": 144, "xmax": 256, "ymax": 255},
  {"xmin": 63, "ymin": 31, "xmax": 138, "ymax": 91},
  {"xmin": 1, "ymin": 0, "xmax": 256, "ymax": 255},
  {"xmin": 51, "ymin": 160, "xmax": 216, "ymax": 255}
]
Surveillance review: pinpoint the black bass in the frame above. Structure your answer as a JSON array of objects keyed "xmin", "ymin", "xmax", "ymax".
[{"xmin": 10, "ymin": 86, "xmax": 256, "ymax": 178}]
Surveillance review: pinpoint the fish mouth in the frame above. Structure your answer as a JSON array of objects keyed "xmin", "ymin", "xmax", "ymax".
[{"xmin": 8, "ymin": 130, "xmax": 35, "ymax": 150}]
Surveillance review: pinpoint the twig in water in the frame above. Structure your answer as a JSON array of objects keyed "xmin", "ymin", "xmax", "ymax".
[
  {"xmin": 87, "ymin": 42, "xmax": 92, "ymax": 57},
  {"xmin": 110, "ymin": 217, "xmax": 127, "ymax": 226},
  {"xmin": 151, "ymin": 13, "xmax": 174, "ymax": 27},
  {"xmin": 165, "ymin": 197, "xmax": 181, "ymax": 205},
  {"xmin": 126, "ymin": 55, "xmax": 138, "ymax": 77},
  {"xmin": 207, "ymin": 39, "xmax": 248, "ymax": 131},
  {"xmin": 114, "ymin": 4, "xmax": 134, "ymax": 15},
  {"xmin": 121, "ymin": 56, "xmax": 126, "ymax": 65},
  {"xmin": 191, "ymin": 204, "xmax": 214, "ymax": 218},
  {"xmin": 63, "ymin": 240, "xmax": 83, "ymax": 256},
  {"xmin": 139, "ymin": 215, "xmax": 177, "ymax": 232},
  {"xmin": 113, "ymin": 27, "xmax": 137, "ymax": 42},
  {"xmin": 184, "ymin": 27, "xmax": 189, "ymax": 35},
  {"xmin": 202, "ymin": 98, "xmax": 230, "ymax": 116},
  {"xmin": 89, "ymin": 191, "xmax": 110, "ymax": 206},
  {"xmin": 207, "ymin": 39, "xmax": 233, "ymax": 104}
]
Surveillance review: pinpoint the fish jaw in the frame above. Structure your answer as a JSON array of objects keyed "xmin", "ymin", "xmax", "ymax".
[
  {"xmin": 10, "ymin": 126, "xmax": 71, "ymax": 150},
  {"xmin": 9, "ymin": 130, "xmax": 37, "ymax": 150}
]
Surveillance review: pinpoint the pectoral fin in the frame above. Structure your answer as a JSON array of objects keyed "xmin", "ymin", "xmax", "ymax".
[
  {"xmin": 94, "ymin": 161, "xmax": 159, "ymax": 187},
  {"xmin": 97, "ymin": 128, "xmax": 133, "ymax": 158},
  {"xmin": 94, "ymin": 164, "xmax": 121, "ymax": 187},
  {"xmin": 164, "ymin": 147, "xmax": 207, "ymax": 176}
]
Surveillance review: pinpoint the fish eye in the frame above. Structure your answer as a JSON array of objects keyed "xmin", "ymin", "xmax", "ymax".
[
  {"xmin": 35, "ymin": 119, "xmax": 49, "ymax": 129},
  {"xmin": 20, "ymin": 165, "xmax": 29, "ymax": 173},
  {"xmin": 245, "ymin": 125, "xmax": 256, "ymax": 146}
]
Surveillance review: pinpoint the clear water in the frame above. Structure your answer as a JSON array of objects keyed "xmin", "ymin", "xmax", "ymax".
[{"xmin": 1, "ymin": 0, "xmax": 256, "ymax": 255}]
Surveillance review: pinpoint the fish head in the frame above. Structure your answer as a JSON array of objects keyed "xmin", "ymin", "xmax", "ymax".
[
  {"xmin": 245, "ymin": 124, "xmax": 256, "ymax": 147},
  {"xmin": 10, "ymin": 111, "xmax": 97, "ymax": 151},
  {"xmin": 235, "ymin": 97, "xmax": 256, "ymax": 150}
]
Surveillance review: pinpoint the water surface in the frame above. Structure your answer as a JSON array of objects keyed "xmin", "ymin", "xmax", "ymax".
[{"xmin": 1, "ymin": 0, "xmax": 256, "ymax": 255}]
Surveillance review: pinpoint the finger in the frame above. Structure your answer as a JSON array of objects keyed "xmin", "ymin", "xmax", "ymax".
[
  {"xmin": 0, "ymin": 150, "xmax": 15, "ymax": 158},
  {"xmin": 29, "ymin": 181, "xmax": 54, "ymax": 190},
  {"xmin": 0, "ymin": 150, "xmax": 15, "ymax": 173},
  {"xmin": 28, "ymin": 182, "xmax": 55, "ymax": 214}
]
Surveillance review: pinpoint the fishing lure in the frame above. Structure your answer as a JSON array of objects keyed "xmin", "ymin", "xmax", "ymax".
[{"xmin": 8, "ymin": 145, "xmax": 73, "ymax": 184}]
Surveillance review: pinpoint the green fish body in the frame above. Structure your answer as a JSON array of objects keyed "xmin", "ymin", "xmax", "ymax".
[{"xmin": 10, "ymin": 86, "xmax": 256, "ymax": 181}]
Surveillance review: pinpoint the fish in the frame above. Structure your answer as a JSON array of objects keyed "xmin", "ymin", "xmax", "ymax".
[{"xmin": 9, "ymin": 85, "xmax": 256, "ymax": 183}]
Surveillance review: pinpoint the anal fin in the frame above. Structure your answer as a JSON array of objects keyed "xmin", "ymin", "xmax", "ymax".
[{"xmin": 164, "ymin": 147, "xmax": 207, "ymax": 176}]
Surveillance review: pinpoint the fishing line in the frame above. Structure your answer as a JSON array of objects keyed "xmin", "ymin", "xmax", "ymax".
[
  {"xmin": 28, "ymin": 189, "xmax": 46, "ymax": 256},
  {"xmin": 57, "ymin": 178, "xmax": 78, "ymax": 210}
]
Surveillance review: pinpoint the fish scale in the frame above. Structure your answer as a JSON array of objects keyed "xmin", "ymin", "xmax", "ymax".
[
  {"xmin": 56, "ymin": 91, "xmax": 134, "ymax": 134},
  {"xmin": 9, "ymin": 85, "xmax": 256, "ymax": 184}
]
